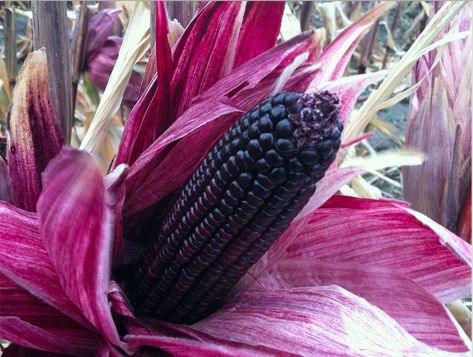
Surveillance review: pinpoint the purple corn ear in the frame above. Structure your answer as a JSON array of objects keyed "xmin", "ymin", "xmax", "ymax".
[{"xmin": 128, "ymin": 91, "xmax": 342, "ymax": 324}]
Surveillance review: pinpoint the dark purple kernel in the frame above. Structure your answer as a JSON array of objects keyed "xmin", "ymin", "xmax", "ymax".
[
  {"xmin": 259, "ymin": 101, "xmax": 272, "ymax": 114},
  {"xmin": 252, "ymin": 181, "xmax": 271, "ymax": 198},
  {"xmin": 275, "ymin": 138, "xmax": 295, "ymax": 154},
  {"xmin": 230, "ymin": 139, "xmax": 240, "ymax": 154},
  {"xmin": 234, "ymin": 150, "xmax": 248, "ymax": 169},
  {"xmin": 250, "ymin": 110, "xmax": 260, "ymax": 121},
  {"xmin": 268, "ymin": 167, "xmax": 287, "ymax": 184},
  {"xmin": 300, "ymin": 150, "xmax": 319, "ymax": 166},
  {"xmin": 283, "ymin": 92, "xmax": 301, "ymax": 105},
  {"xmin": 316, "ymin": 139, "xmax": 333, "ymax": 150},
  {"xmin": 228, "ymin": 182, "xmax": 244, "ymax": 198},
  {"xmin": 236, "ymin": 173, "xmax": 252, "ymax": 188},
  {"xmin": 239, "ymin": 201, "xmax": 257, "ymax": 213},
  {"xmin": 265, "ymin": 149, "xmax": 284, "ymax": 166},
  {"xmin": 255, "ymin": 158, "xmax": 271, "ymax": 173},
  {"xmin": 246, "ymin": 192, "xmax": 265, "ymax": 206},
  {"xmin": 275, "ymin": 119, "xmax": 293, "ymax": 137},
  {"xmin": 259, "ymin": 133, "xmax": 274, "ymax": 150},
  {"xmin": 249, "ymin": 123, "xmax": 260, "ymax": 139},
  {"xmin": 258, "ymin": 115, "xmax": 273, "ymax": 131},
  {"xmin": 288, "ymin": 157, "xmax": 304, "ymax": 171},
  {"xmin": 334, "ymin": 139, "xmax": 341, "ymax": 149},
  {"xmin": 220, "ymin": 163, "xmax": 232, "ymax": 181},
  {"xmin": 227, "ymin": 157, "xmax": 239, "ymax": 176},
  {"xmin": 247, "ymin": 139, "xmax": 264, "ymax": 159},
  {"xmin": 322, "ymin": 150, "xmax": 336, "ymax": 162},
  {"xmin": 219, "ymin": 201, "xmax": 233, "ymax": 215},
  {"xmin": 256, "ymin": 174, "xmax": 276, "ymax": 189},
  {"xmin": 270, "ymin": 105, "xmax": 287, "ymax": 120},
  {"xmin": 223, "ymin": 191, "xmax": 238, "ymax": 206},
  {"xmin": 272, "ymin": 92, "xmax": 286, "ymax": 105}
]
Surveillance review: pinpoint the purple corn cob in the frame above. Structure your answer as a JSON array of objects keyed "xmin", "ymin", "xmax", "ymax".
[{"xmin": 128, "ymin": 91, "xmax": 342, "ymax": 324}]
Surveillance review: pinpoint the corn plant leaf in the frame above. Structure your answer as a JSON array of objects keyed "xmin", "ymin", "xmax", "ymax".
[
  {"xmin": 342, "ymin": 149, "xmax": 426, "ymax": 171},
  {"xmin": 233, "ymin": 2, "xmax": 285, "ymax": 68},
  {"xmin": 80, "ymin": 2, "xmax": 150, "ymax": 154},
  {"xmin": 194, "ymin": 286, "xmax": 465, "ymax": 356},
  {"xmin": 0, "ymin": 275, "xmax": 97, "ymax": 356},
  {"xmin": 6, "ymin": 49, "xmax": 64, "ymax": 212},
  {"xmin": 284, "ymin": 195, "xmax": 472, "ymax": 303},
  {"xmin": 37, "ymin": 148, "xmax": 120, "ymax": 346},
  {"xmin": 251, "ymin": 261, "xmax": 470, "ymax": 352},
  {"xmin": 0, "ymin": 202, "xmax": 90, "ymax": 328}
]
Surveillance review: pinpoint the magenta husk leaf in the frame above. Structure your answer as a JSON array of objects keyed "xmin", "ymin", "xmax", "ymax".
[
  {"xmin": 103, "ymin": 164, "xmax": 129, "ymax": 268},
  {"xmin": 0, "ymin": 317, "xmax": 90, "ymax": 356},
  {"xmin": 284, "ymin": 195, "xmax": 472, "ymax": 303},
  {"xmin": 6, "ymin": 49, "xmax": 64, "ymax": 212},
  {"xmin": 37, "ymin": 148, "xmax": 120, "ymax": 346},
  {"xmin": 194, "ymin": 286, "xmax": 466, "ymax": 356},
  {"xmin": 250, "ymin": 261, "xmax": 469, "ymax": 352},
  {"xmin": 0, "ymin": 275, "xmax": 97, "ymax": 356},
  {"xmin": 233, "ymin": 2, "xmax": 285, "ymax": 68},
  {"xmin": 0, "ymin": 202, "xmax": 90, "ymax": 327}
]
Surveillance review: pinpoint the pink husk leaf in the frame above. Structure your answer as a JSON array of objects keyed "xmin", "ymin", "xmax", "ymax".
[
  {"xmin": 0, "ymin": 274, "xmax": 98, "ymax": 355},
  {"xmin": 194, "ymin": 286, "xmax": 467, "ymax": 356},
  {"xmin": 0, "ymin": 202, "xmax": 91, "ymax": 328},
  {"xmin": 37, "ymin": 148, "xmax": 120, "ymax": 346},
  {"xmin": 171, "ymin": 2, "xmax": 245, "ymax": 119},
  {"xmin": 103, "ymin": 164, "xmax": 128, "ymax": 268},
  {"xmin": 285, "ymin": 195, "xmax": 472, "ymax": 303},
  {"xmin": 0, "ymin": 317, "xmax": 89, "ymax": 356},
  {"xmin": 6, "ymin": 49, "xmax": 64, "ymax": 211},
  {"xmin": 249, "ymin": 260, "xmax": 469, "ymax": 352},
  {"xmin": 233, "ymin": 2, "xmax": 285, "ymax": 68},
  {"xmin": 117, "ymin": 3, "xmax": 300, "ymax": 171}
]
